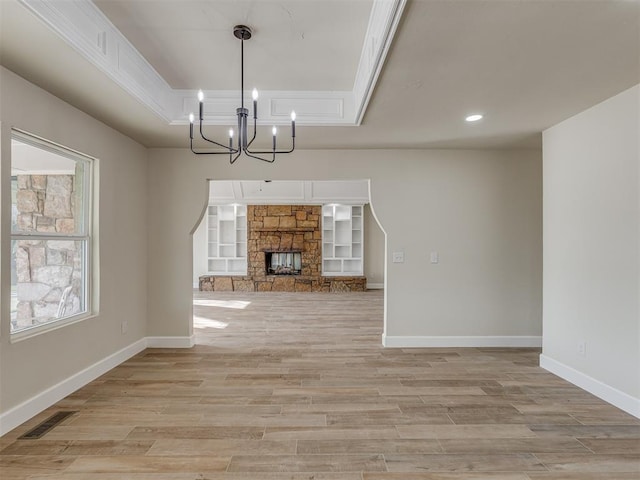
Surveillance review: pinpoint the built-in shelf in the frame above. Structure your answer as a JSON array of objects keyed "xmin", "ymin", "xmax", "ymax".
[
  {"xmin": 322, "ymin": 204, "xmax": 363, "ymax": 276},
  {"xmin": 207, "ymin": 204, "xmax": 247, "ymax": 275}
]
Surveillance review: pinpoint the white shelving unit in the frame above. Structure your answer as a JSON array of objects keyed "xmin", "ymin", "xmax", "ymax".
[
  {"xmin": 207, "ymin": 204, "xmax": 247, "ymax": 275},
  {"xmin": 322, "ymin": 204, "xmax": 363, "ymax": 276}
]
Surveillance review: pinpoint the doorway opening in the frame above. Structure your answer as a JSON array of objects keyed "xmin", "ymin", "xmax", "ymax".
[{"xmin": 190, "ymin": 180, "xmax": 386, "ymax": 345}]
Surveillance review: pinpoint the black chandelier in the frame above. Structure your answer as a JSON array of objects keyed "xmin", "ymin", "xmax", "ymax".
[{"xmin": 189, "ymin": 25, "xmax": 296, "ymax": 164}]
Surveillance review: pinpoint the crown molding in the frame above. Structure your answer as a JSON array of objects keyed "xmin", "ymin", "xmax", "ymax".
[
  {"xmin": 19, "ymin": 0, "xmax": 406, "ymax": 126},
  {"xmin": 352, "ymin": 0, "xmax": 407, "ymax": 125},
  {"xmin": 19, "ymin": 0, "xmax": 178, "ymax": 122},
  {"xmin": 176, "ymin": 89, "xmax": 352, "ymax": 126}
]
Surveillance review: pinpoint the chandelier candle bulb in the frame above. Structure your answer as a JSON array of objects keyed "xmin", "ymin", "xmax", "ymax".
[
  {"xmin": 272, "ymin": 126, "xmax": 277, "ymax": 150},
  {"xmin": 252, "ymin": 88, "xmax": 258, "ymax": 119},
  {"xmin": 189, "ymin": 113, "xmax": 194, "ymax": 139},
  {"xmin": 291, "ymin": 111, "xmax": 296, "ymax": 137},
  {"xmin": 198, "ymin": 90, "xmax": 204, "ymax": 120}
]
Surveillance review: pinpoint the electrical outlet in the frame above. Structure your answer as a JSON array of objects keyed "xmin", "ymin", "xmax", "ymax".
[
  {"xmin": 121, "ymin": 321, "xmax": 128, "ymax": 335},
  {"xmin": 577, "ymin": 341, "xmax": 586, "ymax": 357}
]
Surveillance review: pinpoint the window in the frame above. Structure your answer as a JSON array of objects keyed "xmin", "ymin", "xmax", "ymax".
[{"xmin": 10, "ymin": 130, "xmax": 94, "ymax": 336}]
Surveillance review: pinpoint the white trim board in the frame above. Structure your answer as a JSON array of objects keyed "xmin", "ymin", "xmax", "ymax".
[
  {"xmin": 0, "ymin": 335, "xmax": 194, "ymax": 436},
  {"xmin": 382, "ymin": 335, "xmax": 542, "ymax": 348},
  {"xmin": 540, "ymin": 354, "xmax": 640, "ymax": 419},
  {"xmin": 366, "ymin": 283, "xmax": 384, "ymax": 290}
]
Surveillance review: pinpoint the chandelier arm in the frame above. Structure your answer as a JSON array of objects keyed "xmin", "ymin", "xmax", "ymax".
[
  {"xmin": 230, "ymin": 149, "xmax": 243, "ymax": 164},
  {"xmin": 246, "ymin": 116, "xmax": 258, "ymax": 148},
  {"xmin": 191, "ymin": 137, "xmax": 240, "ymax": 155},
  {"xmin": 246, "ymin": 146, "xmax": 295, "ymax": 154},
  {"xmin": 191, "ymin": 148, "xmax": 240, "ymax": 155},
  {"xmin": 243, "ymin": 151, "xmax": 276, "ymax": 163},
  {"xmin": 246, "ymin": 137, "xmax": 295, "ymax": 155},
  {"xmin": 198, "ymin": 122, "xmax": 234, "ymax": 150}
]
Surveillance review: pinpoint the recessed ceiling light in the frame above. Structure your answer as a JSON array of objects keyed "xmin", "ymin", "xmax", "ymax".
[{"xmin": 465, "ymin": 114, "xmax": 483, "ymax": 122}]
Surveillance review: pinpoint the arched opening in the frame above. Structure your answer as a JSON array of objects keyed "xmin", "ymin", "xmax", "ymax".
[{"xmin": 189, "ymin": 179, "xmax": 387, "ymax": 345}]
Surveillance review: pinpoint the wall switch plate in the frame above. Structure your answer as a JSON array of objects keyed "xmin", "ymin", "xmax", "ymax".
[
  {"xmin": 578, "ymin": 340, "xmax": 586, "ymax": 357},
  {"xmin": 430, "ymin": 251, "xmax": 439, "ymax": 264},
  {"xmin": 392, "ymin": 252, "xmax": 404, "ymax": 263},
  {"xmin": 121, "ymin": 321, "xmax": 128, "ymax": 335}
]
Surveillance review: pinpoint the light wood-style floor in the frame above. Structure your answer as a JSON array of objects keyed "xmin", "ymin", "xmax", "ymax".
[{"xmin": 2, "ymin": 290, "xmax": 639, "ymax": 479}]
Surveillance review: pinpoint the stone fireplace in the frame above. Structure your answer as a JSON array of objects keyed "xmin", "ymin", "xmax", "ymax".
[{"xmin": 199, "ymin": 205, "xmax": 366, "ymax": 292}]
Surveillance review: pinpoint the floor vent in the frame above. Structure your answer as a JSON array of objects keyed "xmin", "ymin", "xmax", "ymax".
[{"xmin": 19, "ymin": 411, "xmax": 77, "ymax": 439}]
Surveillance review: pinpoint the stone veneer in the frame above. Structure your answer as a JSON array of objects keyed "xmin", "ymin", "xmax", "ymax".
[
  {"xmin": 199, "ymin": 205, "xmax": 366, "ymax": 292},
  {"xmin": 14, "ymin": 174, "xmax": 82, "ymax": 329}
]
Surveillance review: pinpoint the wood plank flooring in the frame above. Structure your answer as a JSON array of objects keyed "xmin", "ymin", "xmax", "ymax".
[{"xmin": 2, "ymin": 290, "xmax": 639, "ymax": 479}]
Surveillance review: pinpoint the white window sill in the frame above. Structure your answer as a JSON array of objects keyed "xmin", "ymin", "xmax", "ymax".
[{"xmin": 10, "ymin": 312, "xmax": 98, "ymax": 343}]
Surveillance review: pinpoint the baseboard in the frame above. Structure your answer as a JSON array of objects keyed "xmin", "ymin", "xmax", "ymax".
[
  {"xmin": 540, "ymin": 354, "xmax": 640, "ymax": 419},
  {"xmin": 366, "ymin": 283, "xmax": 384, "ymax": 290},
  {"xmin": 0, "ymin": 338, "xmax": 146, "ymax": 436},
  {"xmin": 382, "ymin": 335, "xmax": 542, "ymax": 348},
  {"xmin": 146, "ymin": 335, "xmax": 196, "ymax": 348},
  {"xmin": 0, "ymin": 335, "xmax": 195, "ymax": 436}
]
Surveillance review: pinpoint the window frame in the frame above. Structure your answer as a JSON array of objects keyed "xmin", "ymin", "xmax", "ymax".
[{"xmin": 9, "ymin": 129, "xmax": 96, "ymax": 341}]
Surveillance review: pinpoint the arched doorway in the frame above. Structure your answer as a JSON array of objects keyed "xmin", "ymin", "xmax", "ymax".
[{"xmin": 190, "ymin": 179, "xmax": 387, "ymax": 344}]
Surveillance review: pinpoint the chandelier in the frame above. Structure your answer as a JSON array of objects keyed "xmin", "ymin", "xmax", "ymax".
[{"xmin": 189, "ymin": 25, "xmax": 296, "ymax": 164}]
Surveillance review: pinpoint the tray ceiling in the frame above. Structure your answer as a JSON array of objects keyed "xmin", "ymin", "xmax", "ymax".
[
  {"xmin": 16, "ymin": 0, "xmax": 405, "ymax": 127},
  {"xmin": 1, "ymin": 1, "xmax": 638, "ymax": 150}
]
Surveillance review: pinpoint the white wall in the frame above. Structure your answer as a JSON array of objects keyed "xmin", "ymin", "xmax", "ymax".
[
  {"xmin": 0, "ymin": 67, "xmax": 543, "ymax": 435},
  {"xmin": 541, "ymin": 84, "xmax": 640, "ymax": 417},
  {"xmin": 192, "ymin": 218, "xmax": 207, "ymax": 287},
  {"xmin": 148, "ymin": 148, "xmax": 542, "ymax": 345},
  {"xmin": 0, "ymin": 67, "xmax": 149, "ymax": 432},
  {"xmin": 364, "ymin": 203, "xmax": 385, "ymax": 288}
]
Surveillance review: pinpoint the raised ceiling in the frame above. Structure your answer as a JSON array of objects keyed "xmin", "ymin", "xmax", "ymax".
[
  {"xmin": 1, "ymin": 0, "xmax": 406, "ymax": 144},
  {"xmin": 94, "ymin": 0, "xmax": 372, "ymax": 92},
  {"xmin": 1, "ymin": 0, "xmax": 638, "ymax": 150}
]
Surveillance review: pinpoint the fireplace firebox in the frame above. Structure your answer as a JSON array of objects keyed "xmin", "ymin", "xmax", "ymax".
[{"xmin": 265, "ymin": 251, "xmax": 302, "ymax": 276}]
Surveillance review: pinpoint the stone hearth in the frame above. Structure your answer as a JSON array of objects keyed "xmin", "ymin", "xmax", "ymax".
[{"xmin": 199, "ymin": 205, "xmax": 366, "ymax": 292}]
